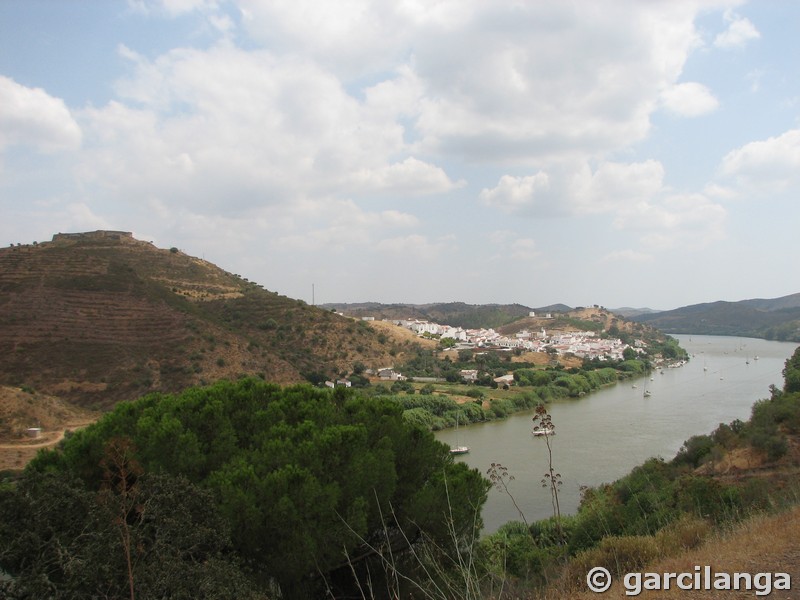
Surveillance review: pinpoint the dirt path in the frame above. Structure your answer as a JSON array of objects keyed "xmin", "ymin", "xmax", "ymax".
[
  {"xmin": 0, "ymin": 429, "xmax": 67, "ymax": 450},
  {"xmin": 0, "ymin": 421, "xmax": 94, "ymax": 471}
]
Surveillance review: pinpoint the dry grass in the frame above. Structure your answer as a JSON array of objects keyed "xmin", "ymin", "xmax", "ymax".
[
  {"xmin": 0, "ymin": 385, "xmax": 98, "ymax": 470},
  {"xmin": 368, "ymin": 319, "xmax": 438, "ymax": 349},
  {"xmin": 547, "ymin": 506, "xmax": 800, "ymax": 600}
]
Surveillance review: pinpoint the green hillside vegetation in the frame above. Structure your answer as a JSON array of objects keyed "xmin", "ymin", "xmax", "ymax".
[{"xmin": 632, "ymin": 294, "xmax": 800, "ymax": 342}]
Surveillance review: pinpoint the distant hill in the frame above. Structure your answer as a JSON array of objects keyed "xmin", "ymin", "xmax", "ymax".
[
  {"xmin": 0, "ymin": 232, "xmax": 410, "ymax": 410},
  {"xmin": 322, "ymin": 301, "xmax": 573, "ymax": 329},
  {"xmin": 609, "ymin": 306, "xmax": 662, "ymax": 318},
  {"xmin": 631, "ymin": 293, "xmax": 800, "ymax": 341}
]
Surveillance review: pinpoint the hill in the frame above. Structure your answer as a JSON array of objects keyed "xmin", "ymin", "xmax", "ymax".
[
  {"xmin": 323, "ymin": 301, "xmax": 573, "ymax": 329},
  {"xmin": 631, "ymin": 292, "xmax": 800, "ymax": 341},
  {"xmin": 0, "ymin": 231, "xmax": 413, "ymax": 411}
]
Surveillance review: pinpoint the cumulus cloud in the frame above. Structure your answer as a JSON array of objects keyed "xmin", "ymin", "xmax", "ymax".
[
  {"xmin": 72, "ymin": 1, "xmax": 741, "ymax": 220},
  {"xmin": 719, "ymin": 128, "xmax": 800, "ymax": 194},
  {"xmin": 480, "ymin": 160, "xmax": 665, "ymax": 217},
  {"xmin": 348, "ymin": 157, "xmax": 464, "ymax": 195},
  {"xmin": 4, "ymin": 0, "xmax": 751, "ymax": 303},
  {"xmin": 0, "ymin": 76, "xmax": 81, "ymax": 152},
  {"xmin": 79, "ymin": 43, "xmax": 454, "ymax": 213},
  {"xmin": 575, "ymin": 160, "xmax": 666, "ymax": 214},
  {"xmin": 232, "ymin": 1, "xmax": 732, "ymax": 164},
  {"xmin": 616, "ymin": 193, "xmax": 727, "ymax": 251},
  {"xmin": 660, "ymin": 82, "xmax": 719, "ymax": 117},
  {"xmin": 409, "ymin": 2, "xmax": 716, "ymax": 162},
  {"xmin": 714, "ymin": 11, "xmax": 760, "ymax": 48},
  {"xmin": 481, "ymin": 158, "xmax": 726, "ymax": 252},
  {"xmin": 479, "ymin": 173, "xmax": 551, "ymax": 214}
]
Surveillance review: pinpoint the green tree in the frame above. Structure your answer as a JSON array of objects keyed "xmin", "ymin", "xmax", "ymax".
[
  {"xmin": 784, "ymin": 346, "xmax": 800, "ymax": 393},
  {"xmin": 439, "ymin": 336, "xmax": 457, "ymax": 348},
  {"xmin": 0, "ymin": 469, "xmax": 258, "ymax": 600},
  {"xmin": 28, "ymin": 379, "xmax": 489, "ymax": 599}
]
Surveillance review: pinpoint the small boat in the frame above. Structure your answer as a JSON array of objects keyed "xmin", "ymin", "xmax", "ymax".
[
  {"xmin": 754, "ymin": 355, "xmax": 759, "ymax": 361},
  {"xmin": 532, "ymin": 427, "xmax": 555, "ymax": 437},
  {"xmin": 449, "ymin": 414, "xmax": 469, "ymax": 454},
  {"xmin": 643, "ymin": 390, "xmax": 652, "ymax": 398}
]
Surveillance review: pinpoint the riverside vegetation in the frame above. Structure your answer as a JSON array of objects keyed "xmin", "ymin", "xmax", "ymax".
[
  {"xmin": 2, "ymin": 345, "xmax": 799, "ymax": 598},
  {"xmin": 358, "ymin": 334, "xmax": 686, "ymax": 431}
]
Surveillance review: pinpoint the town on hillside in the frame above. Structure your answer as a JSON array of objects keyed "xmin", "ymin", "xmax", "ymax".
[
  {"xmin": 325, "ymin": 311, "xmax": 685, "ymax": 388},
  {"xmin": 391, "ymin": 317, "xmax": 632, "ymax": 360}
]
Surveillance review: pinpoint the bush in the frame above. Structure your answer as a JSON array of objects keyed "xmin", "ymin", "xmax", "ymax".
[
  {"xmin": 479, "ymin": 521, "xmax": 568, "ymax": 584},
  {"xmin": 654, "ymin": 514, "xmax": 711, "ymax": 554},
  {"xmin": 565, "ymin": 535, "xmax": 659, "ymax": 587},
  {"xmin": 675, "ymin": 476, "xmax": 741, "ymax": 522},
  {"xmin": 402, "ymin": 407, "xmax": 435, "ymax": 430},
  {"xmin": 750, "ymin": 430, "xmax": 788, "ymax": 461},
  {"xmin": 489, "ymin": 398, "xmax": 514, "ymax": 418},
  {"xmin": 673, "ymin": 434, "xmax": 714, "ymax": 468}
]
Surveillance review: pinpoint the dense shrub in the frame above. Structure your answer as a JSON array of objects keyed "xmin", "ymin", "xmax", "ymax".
[{"xmin": 23, "ymin": 380, "xmax": 489, "ymax": 599}]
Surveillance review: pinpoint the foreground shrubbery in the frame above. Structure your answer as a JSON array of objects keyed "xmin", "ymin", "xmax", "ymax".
[{"xmin": 0, "ymin": 380, "xmax": 488, "ymax": 599}]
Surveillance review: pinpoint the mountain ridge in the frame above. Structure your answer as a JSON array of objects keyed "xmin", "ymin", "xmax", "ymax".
[{"xmin": 631, "ymin": 292, "xmax": 800, "ymax": 341}]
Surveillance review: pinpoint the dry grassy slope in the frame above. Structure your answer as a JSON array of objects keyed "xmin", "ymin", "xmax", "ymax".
[
  {"xmin": 556, "ymin": 506, "xmax": 800, "ymax": 600},
  {"xmin": 0, "ymin": 385, "xmax": 98, "ymax": 471},
  {"xmin": 0, "ymin": 234, "xmax": 408, "ymax": 411}
]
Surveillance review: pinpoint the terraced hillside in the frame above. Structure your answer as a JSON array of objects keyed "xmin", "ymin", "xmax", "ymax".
[{"xmin": 0, "ymin": 232, "xmax": 409, "ymax": 410}]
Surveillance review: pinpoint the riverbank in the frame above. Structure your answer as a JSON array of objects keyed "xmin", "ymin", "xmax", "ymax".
[
  {"xmin": 388, "ymin": 357, "xmax": 661, "ymax": 432},
  {"xmin": 436, "ymin": 335, "xmax": 799, "ymax": 533}
]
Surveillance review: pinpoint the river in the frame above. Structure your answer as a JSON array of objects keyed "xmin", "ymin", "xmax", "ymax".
[{"xmin": 434, "ymin": 335, "xmax": 799, "ymax": 534}]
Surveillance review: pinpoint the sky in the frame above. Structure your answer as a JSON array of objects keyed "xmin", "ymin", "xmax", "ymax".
[{"xmin": 1, "ymin": 1, "xmax": 799, "ymax": 311}]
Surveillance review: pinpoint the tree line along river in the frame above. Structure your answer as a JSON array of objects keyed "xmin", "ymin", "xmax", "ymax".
[{"xmin": 434, "ymin": 334, "xmax": 800, "ymax": 534}]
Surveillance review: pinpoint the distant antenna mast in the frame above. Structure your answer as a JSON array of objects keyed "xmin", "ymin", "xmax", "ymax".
[{"xmin": 312, "ymin": 283, "xmax": 315, "ymax": 306}]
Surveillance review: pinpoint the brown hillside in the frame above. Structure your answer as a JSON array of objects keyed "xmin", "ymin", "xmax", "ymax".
[
  {"xmin": 0, "ymin": 232, "xmax": 411, "ymax": 410},
  {"xmin": 496, "ymin": 306, "xmax": 650, "ymax": 337},
  {"xmin": 557, "ymin": 505, "xmax": 800, "ymax": 600},
  {"xmin": 0, "ymin": 385, "xmax": 98, "ymax": 471}
]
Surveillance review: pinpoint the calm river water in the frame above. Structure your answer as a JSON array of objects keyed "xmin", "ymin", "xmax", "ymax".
[{"xmin": 435, "ymin": 335, "xmax": 799, "ymax": 534}]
